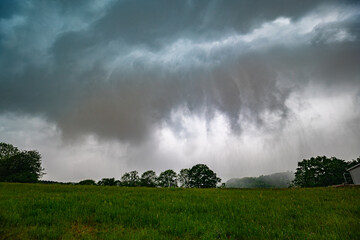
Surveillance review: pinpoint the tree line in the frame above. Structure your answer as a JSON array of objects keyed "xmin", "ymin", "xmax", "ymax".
[
  {"xmin": 226, "ymin": 171, "xmax": 294, "ymax": 188},
  {"xmin": 1, "ymin": 142, "xmax": 359, "ymax": 188},
  {"xmin": 81, "ymin": 165, "xmax": 221, "ymax": 188},
  {"xmin": 0, "ymin": 142, "xmax": 221, "ymax": 188},
  {"xmin": 94, "ymin": 156, "xmax": 360, "ymax": 188}
]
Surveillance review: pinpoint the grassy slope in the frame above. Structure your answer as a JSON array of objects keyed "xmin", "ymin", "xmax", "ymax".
[{"xmin": 0, "ymin": 183, "xmax": 359, "ymax": 240}]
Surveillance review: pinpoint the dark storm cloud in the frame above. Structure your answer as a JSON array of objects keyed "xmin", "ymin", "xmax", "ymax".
[
  {"xmin": 0, "ymin": 0, "xmax": 359, "ymax": 143},
  {"xmin": 59, "ymin": 55, "xmax": 289, "ymax": 141}
]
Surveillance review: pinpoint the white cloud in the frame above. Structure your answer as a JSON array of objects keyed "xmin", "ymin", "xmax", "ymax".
[{"xmin": 108, "ymin": 5, "xmax": 358, "ymax": 72}]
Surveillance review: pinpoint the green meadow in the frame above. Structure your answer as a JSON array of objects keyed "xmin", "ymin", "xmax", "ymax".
[{"xmin": 0, "ymin": 183, "xmax": 359, "ymax": 240}]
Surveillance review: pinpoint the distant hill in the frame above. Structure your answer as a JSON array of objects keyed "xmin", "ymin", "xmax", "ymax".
[{"xmin": 226, "ymin": 171, "xmax": 295, "ymax": 188}]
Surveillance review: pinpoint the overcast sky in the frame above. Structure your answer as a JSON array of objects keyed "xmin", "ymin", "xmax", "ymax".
[{"xmin": 0, "ymin": 0, "xmax": 359, "ymax": 182}]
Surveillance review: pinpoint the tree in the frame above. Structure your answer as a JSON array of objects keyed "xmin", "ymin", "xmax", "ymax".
[
  {"xmin": 0, "ymin": 142, "xmax": 44, "ymax": 183},
  {"xmin": 188, "ymin": 164, "xmax": 221, "ymax": 188},
  {"xmin": 97, "ymin": 178, "xmax": 118, "ymax": 186},
  {"xmin": 158, "ymin": 169, "xmax": 177, "ymax": 187},
  {"xmin": 78, "ymin": 179, "xmax": 96, "ymax": 185},
  {"xmin": 140, "ymin": 170, "xmax": 157, "ymax": 187},
  {"xmin": 121, "ymin": 171, "xmax": 140, "ymax": 187},
  {"xmin": 178, "ymin": 168, "xmax": 190, "ymax": 188},
  {"xmin": 0, "ymin": 142, "xmax": 18, "ymax": 158},
  {"xmin": 292, "ymin": 156, "xmax": 350, "ymax": 187}
]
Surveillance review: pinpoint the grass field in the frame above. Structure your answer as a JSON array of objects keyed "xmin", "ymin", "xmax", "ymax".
[{"xmin": 0, "ymin": 183, "xmax": 359, "ymax": 239}]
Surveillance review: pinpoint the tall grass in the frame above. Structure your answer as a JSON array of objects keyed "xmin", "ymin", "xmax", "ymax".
[{"xmin": 0, "ymin": 183, "xmax": 359, "ymax": 239}]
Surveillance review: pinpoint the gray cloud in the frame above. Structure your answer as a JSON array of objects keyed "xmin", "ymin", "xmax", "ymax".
[{"xmin": 0, "ymin": 0, "xmax": 359, "ymax": 180}]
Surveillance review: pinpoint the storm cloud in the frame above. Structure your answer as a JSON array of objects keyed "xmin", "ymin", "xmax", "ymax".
[{"xmin": 0, "ymin": 0, "xmax": 359, "ymax": 181}]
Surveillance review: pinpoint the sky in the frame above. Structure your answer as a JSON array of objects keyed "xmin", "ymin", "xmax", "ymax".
[{"xmin": 0, "ymin": 0, "xmax": 359, "ymax": 182}]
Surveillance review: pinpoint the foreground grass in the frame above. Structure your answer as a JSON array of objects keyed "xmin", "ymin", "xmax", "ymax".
[{"xmin": 0, "ymin": 183, "xmax": 359, "ymax": 239}]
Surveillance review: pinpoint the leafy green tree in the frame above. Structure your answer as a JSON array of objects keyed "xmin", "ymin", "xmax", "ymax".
[
  {"xmin": 121, "ymin": 171, "xmax": 140, "ymax": 187},
  {"xmin": 0, "ymin": 143, "xmax": 44, "ymax": 183},
  {"xmin": 97, "ymin": 178, "xmax": 118, "ymax": 186},
  {"xmin": 140, "ymin": 170, "xmax": 157, "ymax": 187},
  {"xmin": 0, "ymin": 142, "xmax": 18, "ymax": 158},
  {"xmin": 78, "ymin": 179, "xmax": 96, "ymax": 185},
  {"xmin": 158, "ymin": 169, "xmax": 177, "ymax": 187},
  {"xmin": 188, "ymin": 164, "xmax": 221, "ymax": 188},
  {"xmin": 178, "ymin": 168, "xmax": 190, "ymax": 188},
  {"xmin": 292, "ymin": 156, "xmax": 350, "ymax": 187}
]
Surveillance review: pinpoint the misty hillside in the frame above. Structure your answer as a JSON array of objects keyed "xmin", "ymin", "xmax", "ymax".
[{"xmin": 226, "ymin": 171, "xmax": 295, "ymax": 188}]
